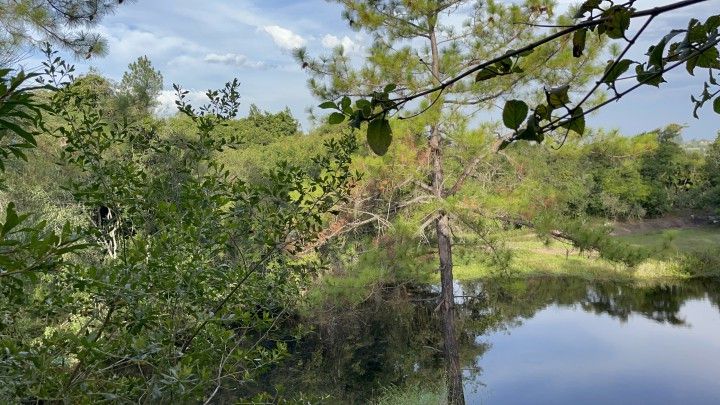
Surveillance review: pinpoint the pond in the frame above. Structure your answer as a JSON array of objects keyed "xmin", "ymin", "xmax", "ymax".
[
  {"xmin": 270, "ymin": 277, "xmax": 720, "ymax": 404},
  {"xmin": 467, "ymin": 279, "xmax": 720, "ymax": 404}
]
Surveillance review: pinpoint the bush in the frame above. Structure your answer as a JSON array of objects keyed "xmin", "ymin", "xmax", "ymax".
[{"xmin": 674, "ymin": 248, "xmax": 720, "ymax": 277}]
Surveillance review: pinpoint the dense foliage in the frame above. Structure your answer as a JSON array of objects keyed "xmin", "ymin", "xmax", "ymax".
[
  {"xmin": 1, "ymin": 0, "xmax": 719, "ymax": 403},
  {"xmin": 1, "ymin": 53, "xmax": 357, "ymax": 402}
]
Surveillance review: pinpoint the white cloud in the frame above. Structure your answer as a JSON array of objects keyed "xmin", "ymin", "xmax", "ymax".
[
  {"xmin": 97, "ymin": 24, "xmax": 206, "ymax": 61},
  {"xmin": 321, "ymin": 34, "xmax": 360, "ymax": 54},
  {"xmin": 203, "ymin": 53, "xmax": 265, "ymax": 68},
  {"xmin": 154, "ymin": 89, "xmax": 208, "ymax": 117},
  {"xmin": 262, "ymin": 25, "xmax": 306, "ymax": 50}
]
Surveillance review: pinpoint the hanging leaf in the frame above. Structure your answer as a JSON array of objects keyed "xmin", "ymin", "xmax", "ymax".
[
  {"xmin": 714, "ymin": 97, "xmax": 720, "ymax": 114},
  {"xmin": 367, "ymin": 118, "xmax": 392, "ymax": 156},
  {"xmin": 694, "ymin": 47, "xmax": 720, "ymax": 69},
  {"xmin": 496, "ymin": 57, "xmax": 513, "ymax": 73},
  {"xmin": 648, "ymin": 30, "xmax": 683, "ymax": 69},
  {"xmin": 2, "ymin": 202, "xmax": 20, "ymax": 236},
  {"xmin": 328, "ymin": 112, "xmax": 345, "ymax": 124},
  {"xmin": 497, "ymin": 139, "xmax": 512, "ymax": 151},
  {"xmin": 340, "ymin": 96, "xmax": 352, "ymax": 114},
  {"xmin": 502, "ymin": 100, "xmax": 528, "ymax": 130},
  {"xmin": 636, "ymin": 65, "xmax": 665, "ymax": 87},
  {"xmin": 318, "ymin": 101, "xmax": 338, "ymax": 109},
  {"xmin": 516, "ymin": 126, "xmax": 538, "ymax": 141},
  {"xmin": 599, "ymin": 6, "xmax": 632, "ymax": 40},
  {"xmin": 574, "ymin": 0, "xmax": 602, "ymax": 18},
  {"xmin": 476, "ymin": 68, "xmax": 499, "ymax": 82},
  {"xmin": 573, "ymin": 29, "xmax": 587, "ymax": 58},
  {"xmin": 534, "ymin": 104, "xmax": 550, "ymax": 121},
  {"xmin": 546, "ymin": 85, "xmax": 570, "ymax": 109},
  {"xmin": 602, "ymin": 59, "xmax": 634, "ymax": 84},
  {"xmin": 560, "ymin": 107, "xmax": 586, "ymax": 135}
]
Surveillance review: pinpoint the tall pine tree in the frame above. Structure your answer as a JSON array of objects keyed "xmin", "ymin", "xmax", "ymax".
[{"xmin": 296, "ymin": 1, "xmax": 604, "ymax": 402}]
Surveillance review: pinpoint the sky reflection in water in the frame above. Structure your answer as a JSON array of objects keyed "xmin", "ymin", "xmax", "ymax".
[{"xmin": 470, "ymin": 292, "xmax": 720, "ymax": 404}]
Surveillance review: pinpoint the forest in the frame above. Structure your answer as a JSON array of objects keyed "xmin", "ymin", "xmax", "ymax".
[{"xmin": 1, "ymin": 0, "xmax": 720, "ymax": 404}]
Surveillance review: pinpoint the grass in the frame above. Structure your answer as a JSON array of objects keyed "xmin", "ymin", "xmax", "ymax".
[
  {"xmin": 450, "ymin": 226, "xmax": 720, "ymax": 282},
  {"xmin": 617, "ymin": 226, "xmax": 720, "ymax": 253},
  {"xmin": 374, "ymin": 384, "xmax": 446, "ymax": 405},
  {"xmin": 307, "ymin": 226, "xmax": 720, "ymax": 308}
]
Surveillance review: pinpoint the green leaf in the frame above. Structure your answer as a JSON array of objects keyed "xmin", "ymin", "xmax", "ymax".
[
  {"xmin": 476, "ymin": 68, "xmax": 498, "ymax": 82},
  {"xmin": 328, "ymin": 112, "xmax": 345, "ymax": 125},
  {"xmin": 383, "ymin": 83, "xmax": 397, "ymax": 93},
  {"xmin": 516, "ymin": 49, "xmax": 535, "ymax": 57},
  {"xmin": 0, "ymin": 119, "xmax": 37, "ymax": 146},
  {"xmin": 2, "ymin": 202, "xmax": 20, "ymax": 236},
  {"xmin": 502, "ymin": 100, "xmax": 528, "ymax": 130},
  {"xmin": 706, "ymin": 15, "xmax": 720, "ymax": 31},
  {"xmin": 534, "ymin": 104, "xmax": 550, "ymax": 121},
  {"xmin": 355, "ymin": 99, "xmax": 371, "ymax": 109},
  {"xmin": 497, "ymin": 139, "xmax": 512, "ymax": 151},
  {"xmin": 695, "ymin": 47, "xmax": 720, "ymax": 69},
  {"xmin": 340, "ymin": 96, "xmax": 352, "ymax": 114},
  {"xmin": 636, "ymin": 65, "xmax": 665, "ymax": 87},
  {"xmin": 366, "ymin": 119, "xmax": 392, "ymax": 156},
  {"xmin": 496, "ymin": 57, "xmax": 513, "ymax": 73},
  {"xmin": 356, "ymin": 99, "xmax": 372, "ymax": 118},
  {"xmin": 573, "ymin": 29, "xmax": 587, "ymax": 58},
  {"xmin": 600, "ymin": 6, "xmax": 631, "ymax": 39},
  {"xmin": 560, "ymin": 107, "xmax": 586, "ymax": 135},
  {"xmin": 318, "ymin": 101, "xmax": 338, "ymax": 109},
  {"xmin": 516, "ymin": 126, "xmax": 537, "ymax": 141},
  {"xmin": 602, "ymin": 59, "xmax": 634, "ymax": 83},
  {"xmin": 546, "ymin": 85, "xmax": 570, "ymax": 109},
  {"xmin": 648, "ymin": 30, "xmax": 683, "ymax": 69},
  {"xmin": 575, "ymin": 0, "xmax": 602, "ymax": 18},
  {"xmin": 714, "ymin": 97, "xmax": 720, "ymax": 115}
]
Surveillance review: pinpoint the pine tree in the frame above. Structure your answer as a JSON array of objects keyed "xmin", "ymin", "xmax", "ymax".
[
  {"xmin": 296, "ymin": 1, "xmax": 604, "ymax": 402},
  {"xmin": 0, "ymin": 0, "xmax": 129, "ymax": 63},
  {"xmin": 118, "ymin": 55, "xmax": 163, "ymax": 115}
]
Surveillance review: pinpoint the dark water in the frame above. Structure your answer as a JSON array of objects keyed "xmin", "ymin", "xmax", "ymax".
[{"xmin": 274, "ymin": 278, "xmax": 720, "ymax": 404}]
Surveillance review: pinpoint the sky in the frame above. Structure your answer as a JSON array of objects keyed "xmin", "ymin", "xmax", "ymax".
[{"xmin": 24, "ymin": 0, "xmax": 720, "ymax": 139}]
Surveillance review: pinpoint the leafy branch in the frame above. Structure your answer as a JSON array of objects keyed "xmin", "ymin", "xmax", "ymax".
[{"xmin": 318, "ymin": 0, "xmax": 717, "ymax": 154}]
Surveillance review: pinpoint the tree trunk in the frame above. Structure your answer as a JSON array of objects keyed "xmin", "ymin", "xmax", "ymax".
[
  {"xmin": 437, "ymin": 211, "xmax": 464, "ymax": 404},
  {"xmin": 428, "ymin": 23, "xmax": 465, "ymax": 405}
]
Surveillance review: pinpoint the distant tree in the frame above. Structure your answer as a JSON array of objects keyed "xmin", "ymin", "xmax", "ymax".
[
  {"xmin": 702, "ymin": 132, "xmax": 720, "ymax": 210},
  {"xmin": 116, "ymin": 55, "xmax": 163, "ymax": 115},
  {"xmin": 640, "ymin": 125, "xmax": 700, "ymax": 216},
  {"xmin": 0, "ymin": 0, "xmax": 130, "ymax": 62},
  {"xmin": 707, "ymin": 133, "xmax": 720, "ymax": 185},
  {"xmin": 246, "ymin": 104, "xmax": 299, "ymax": 138}
]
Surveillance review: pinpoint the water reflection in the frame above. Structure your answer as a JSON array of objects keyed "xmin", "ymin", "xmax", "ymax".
[{"xmin": 272, "ymin": 277, "xmax": 720, "ymax": 403}]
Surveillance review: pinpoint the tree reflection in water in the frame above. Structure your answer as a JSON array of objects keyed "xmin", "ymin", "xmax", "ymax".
[{"xmin": 264, "ymin": 277, "xmax": 720, "ymax": 403}]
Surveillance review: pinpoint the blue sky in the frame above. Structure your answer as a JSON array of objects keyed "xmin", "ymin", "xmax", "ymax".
[{"xmin": 28, "ymin": 0, "xmax": 720, "ymax": 139}]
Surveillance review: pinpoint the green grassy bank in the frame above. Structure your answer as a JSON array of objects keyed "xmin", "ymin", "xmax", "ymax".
[
  {"xmin": 452, "ymin": 226, "xmax": 720, "ymax": 282},
  {"xmin": 311, "ymin": 226, "xmax": 720, "ymax": 304}
]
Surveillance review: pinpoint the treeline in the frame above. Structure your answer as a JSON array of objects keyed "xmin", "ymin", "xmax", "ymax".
[{"xmin": 495, "ymin": 124, "xmax": 718, "ymax": 220}]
